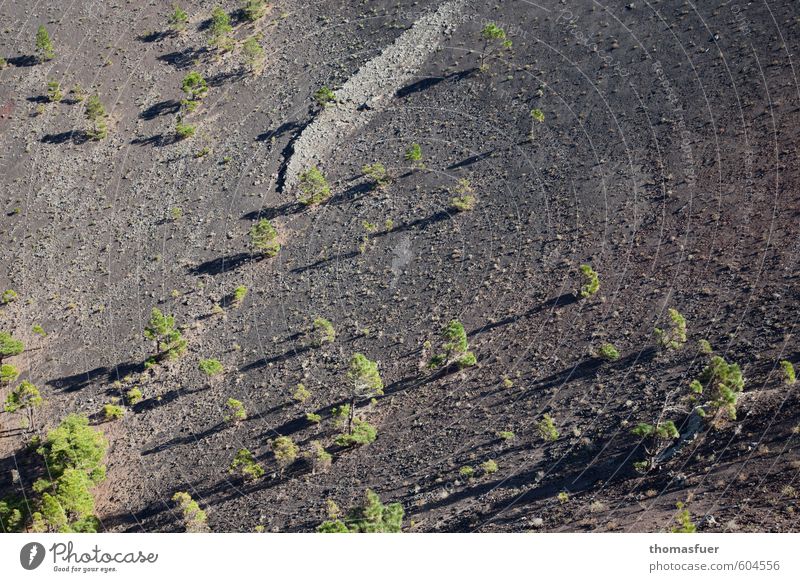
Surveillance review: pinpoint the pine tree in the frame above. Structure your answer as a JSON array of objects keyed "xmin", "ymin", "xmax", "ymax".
[{"xmin": 36, "ymin": 25, "xmax": 55, "ymax": 61}]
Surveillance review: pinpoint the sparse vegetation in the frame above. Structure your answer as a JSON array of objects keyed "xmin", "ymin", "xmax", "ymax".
[
  {"xmin": 314, "ymin": 86, "xmax": 336, "ymax": 107},
  {"xmin": 229, "ymin": 448, "xmax": 264, "ymax": 480},
  {"xmin": 1, "ymin": 289, "xmax": 18, "ymax": 304},
  {"xmin": 126, "ymin": 388, "xmax": 143, "ymax": 405},
  {"xmin": 85, "ymin": 94, "xmax": 109, "ymax": 140},
  {"xmin": 428, "ymin": 319, "xmax": 476, "ymax": 369},
  {"xmin": 459, "ymin": 466, "xmax": 475, "ymax": 479},
  {"xmin": 597, "ymin": 342, "xmax": 620, "ymax": 361},
  {"xmin": 479, "ymin": 23, "xmax": 511, "ymax": 71},
  {"xmin": 102, "ymin": 403, "xmax": 125, "ymax": 421},
  {"xmin": 271, "ymin": 436, "xmax": 299, "ymax": 474},
  {"xmin": 0, "ymin": 364, "xmax": 19, "ymax": 385},
  {"xmin": 242, "ymin": 35, "xmax": 265, "ymax": 72},
  {"xmin": 0, "ymin": 332, "xmax": 24, "ymax": 361},
  {"xmin": 481, "ymin": 459, "xmax": 498, "ymax": 475},
  {"xmin": 175, "ymin": 120, "xmax": 196, "ymax": 139},
  {"xmin": 242, "ymin": 0, "xmax": 268, "ymax": 22},
  {"xmin": 450, "ymin": 178, "xmax": 477, "ymax": 212},
  {"xmin": 249, "ymin": 218, "xmax": 280, "ymax": 257},
  {"xmin": 362, "ymin": 162, "xmax": 390, "ymax": 189},
  {"xmin": 292, "ymin": 383, "xmax": 311, "ymax": 403},
  {"xmin": 36, "ymin": 25, "xmax": 55, "ymax": 62},
  {"xmin": 631, "ymin": 420, "xmax": 679, "ymax": 472},
  {"xmin": 199, "ymin": 358, "xmax": 224, "ymax": 376},
  {"xmin": 310, "ymin": 317, "xmax": 335, "ymax": 347},
  {"xmin": 307, "ymin": 440, "xmax": 331, "ymax": 474},
  {"xmin": 172, "ymin": 492, "xmax": 209, "ymax": 532},
  {"xmin": 168, "ymin": 6, "xmax": 189, "ymax": 32},
  {"xmin": 335, "ymin": 418, "xmax": 377, "ymax": 447},
  {"xmin": 696, "ymin": 355, "xmax": 745, "ymax": 421},
  {"xmin": 578, "ymin": 264, "xmax": 600, "ymax": 298},
  {"xmin": 655, "ymin": 308, "xmax": 687, "ymax": 350},
  {"xmin": 224, "ymin": 398, "xmax": 247, "ymax": 422},
  {"xmin": 780, "ymin": 360, "xmax": 796, "ymax": 385},
  {"xmin": 671, "ymin": 502, "xmax": 697, "ymax": 533},
  {"xmin": 318, "ymin": 489, "xmax": 403, "ymax": 533},
  {"xmin": 143, "ymin": 308, "xmax": 187, "ymax": 362},
  {"xmin": 47, "ymin": 81, "xmax": 63, "ymax": 103},
  {"xmin": 404, "ymin": 143, "xmax": 423, "ymax": 168},
  {"xmin": 536, "ymin": 414, "xmax": 559, "ymax": 442},
  {"xmin": 181, "ymin": 71, "xmax": 208, "ymax": 112},
  {"xmin": 297, "ymin": 167, "xmax": 332, "ymax": 205},
  {"xmin": 232, "ymin": 285, "xmax": 248, "ymax": 307},
  {"xmin": 4, "ymin": 381, "xmax": 43, "ymax": 431},
  {"xmin": 208, "ymin": 6, "xmax": 234, "ymax": 52}
]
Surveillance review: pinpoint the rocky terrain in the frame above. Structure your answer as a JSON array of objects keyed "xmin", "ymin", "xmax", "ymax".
[{"xmin": 1, "ymin": 0, "xmax": 798, "ymax": 532}]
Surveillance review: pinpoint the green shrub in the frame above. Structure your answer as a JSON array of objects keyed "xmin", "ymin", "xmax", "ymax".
[
  {"xmin": 348, "ymin": 353, "xmax": 384, "ymax": 400},
  {"xmin": 4, "ymin": 381, "xmax": 43, "ymax": 429},
  {"xmin": 1, "ymin": 290, "xmax": 18, "ymax": 304},
  {"xmin": 362, "ymin": 162, "xmax": 390, "ymax": 189},
  {"xmin": 232, "ymin": 285, "xmax": 248, "ymax": 307},
  {"xmin": 530, "ymin": 108, "xmax": 545, "ymax": 123},
  {"xmin": 32, "ymin": 324, "xmax": 47, "ymax": 337},
  {"xmin": 293, "ymin": 383, "xmax": 311, "ymax": 403},
  {"xmin": 175, "ymin": 120, "xmax": 196, "ymax": 139},
  {"xmin": 655, "ymin": 308, "xmax": 687, "ymax": 350},
  {"xmin": 697, "ymin": 355, "xmax": 744, "ymax": 421},
  {"xmin": 536, "ymin": 414, "xmax": 559, "ymax": 442},
  {"xmin": 671, "ymin": 502, "xmax": 697, "ymax": 533},
  {"xmin": 404, "ymin": 143, "xmax": 423, "ymax": 167},
  {"xmin": 47, "ymin": 80, "xmax": 63, "ymax": 103},
  {"xmin": 331, "ymin": 404, "xmax": 350, "ymax": 428},
  {"xmin": 0, "ymin": 364, "xmax": 19, "ymax": 385},
  {"xmin": 335, "ymin": 418, "xmax": 377, "ymax": 447},
  {"xmin": 181, "ymin": 71, "xmax": 208, "ymax": 109},
  {"xmin": 144, "ymin": 308, "xmax": 187, "ymax": 361},
  {"xmin": 126, "ymin": 388, "xmax": 143, "ymax": 405},
  {"xmin": 199, "ymin": 358, "xmax": 224, "ymax": 376},
  {"xmin": 0, "ymin": 332, "xmax": 24, "ymax": 360},
  {"xmin": 428, "ymin": 319, "xmax": 476, "ymax": 369},
  {"xmin": 249, "ymin": 218, "xmax": 280, "ymax": 257},
  {"xmin": 172, "ymin": 492, "xmax": 209, "ymax": 532},
  {"xmin": 208, "ymin": 6, "xmax": 234, "ymax": 51},
  {"xmin": 597, "ymin": 342, "xmax": 620, "ymax": 361},
  {"xmin": 39, "ymin": 414, "xmax": 107, "ymax": 482},
  {"xmin": 479, "ymin": 23, "xmax": 511, "ymax": 70},
  {"xmin": 780, "ymin": 360, "xmax": 796, "ymax": 385},
  {"xmin": 318, "ymin": 489, "xmax": 403, "ymax": 533},
  {"xmin": 689, "ymin": 379, "xmax": 703, "ymax": 395},
  {"xmin": 578, "ymin": 264, "xmax": 600, "ymax": 298},
  {"xmin": 314, "ymin": 86, "xmax": 336, "ymax": 107},
  {"xmin": 102, "ymin": 403, "xmax": 124, "ymax": 421},
  {"xmin": 306, "ymin": 412, "xmax": 322, "ymax": 424},
  {"xmin": 0, "ymin": 496, "xmax": 26, "ymax": 532},
  {"xmin": 459, "ymin": 466, "xmax": 475, "ymax": 479},
  {"xmin": 271, "ymin": 436, "xmax": 299, "ymax": 473},
  {"xmin": 481, "ymin": 459, "xmax": 498, "ymax": 475},
  {"xmin": 36, "ymin": 25, "xmax": 55, "ymax": 61},
  {"xmin": 307, "ymin": 440, "xmax": 332, "ymax": 474},
  {"xmin": 224, "ymin": 398, "xmax": 247, "ymax": 422},
  {"xmin": 84, "ymin": 94, "xmax": 108, "ymax": 140},
  {"xmin": 243, "ymin": 0, "xmax": 267, "ymax": 21},
  {"xmin": 0, "ymin": 57, "xmax": 7, "ymax": 70},
  {"xmin": 698, "ymin": 339, "xmax": 713, "ymax": 354},
  {"xmin": 298, "ymin": 167, "xmax": 331, "ymax": 205},
  {"xmin": 168, "ymin": 6, "xmax": 189, "ymax": 32},
  {"xmin": 229, "ymin": 448, "xmax": 264, "ymax": 480},
  {"xmin": 242, "ymin": 36, "xmax": 265, "ymax": 72},
  {"xmin": 451, "ymin": 195, "xmax": 476, "ymax": 212},
  {"xmin": 310, "ymin": 317, "xmax": 335, "ymax": 346},
  {"xmin": 497, "ymin": 430, "xmax": 515, "ymax": 441}
]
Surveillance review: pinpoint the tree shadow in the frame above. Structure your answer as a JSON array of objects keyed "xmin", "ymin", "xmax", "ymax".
[
  {"xmin": 240, "ymin": 201, "xmax": 303, "ymax": 222},
  {"xmin": 26, "ymin": 95, "xmax": 50, "ymax": 104},
  {"xmin": 138, "ymin": 30, "xmax": 173, "ymax": 43},
  {"xmin": 207, "ymin": 68, "xmax": 247, "ymax": 87},
  {"xmin": 239, "ymin": 344, "xmax": 313, "ymax": 372},
  {"xmin": 157, "ymin": 47, "xmax": 207, "ymax": 69},
  {"xmin": 139, "ymin": 99, "xmax": 181, "ymax": 120},
  {"xmin": 188, "ymin": 252, "xmax": 253, "ymax": 276},
  {"xmin": 141, "ymin": 422, "xmax": 228, "ymax": 456},
  {"xmin": 395, "ymin": 68, "xmax": 477, "ymax": 98},
  {"xmin": 255, "ymin": 120, "xmax": 304, "ymax": 143},
  {"xmin": 130, "ymin": 133, "xmax": 180, "ymax": 148},
  {"xmin": 446, "ymin": 149, "xmax": 496, "ymax": 170},
  {"xmin": 48, "ymin": 361, "xmax": 146, "ymax": 392},
  {"xmin": 468, "ymin": 293, "xmax": 579, "ymax": 337},
  {"xmin": 133, "ymin": 384, "xmax": 210, "ymax": 413},
  {"xmin": 40, "ymin": 130, "xmax": 89, "ymax": 145},
  {"xmin": 6, "ymin": 55, "xmax": 37, "ymax": 67}
]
